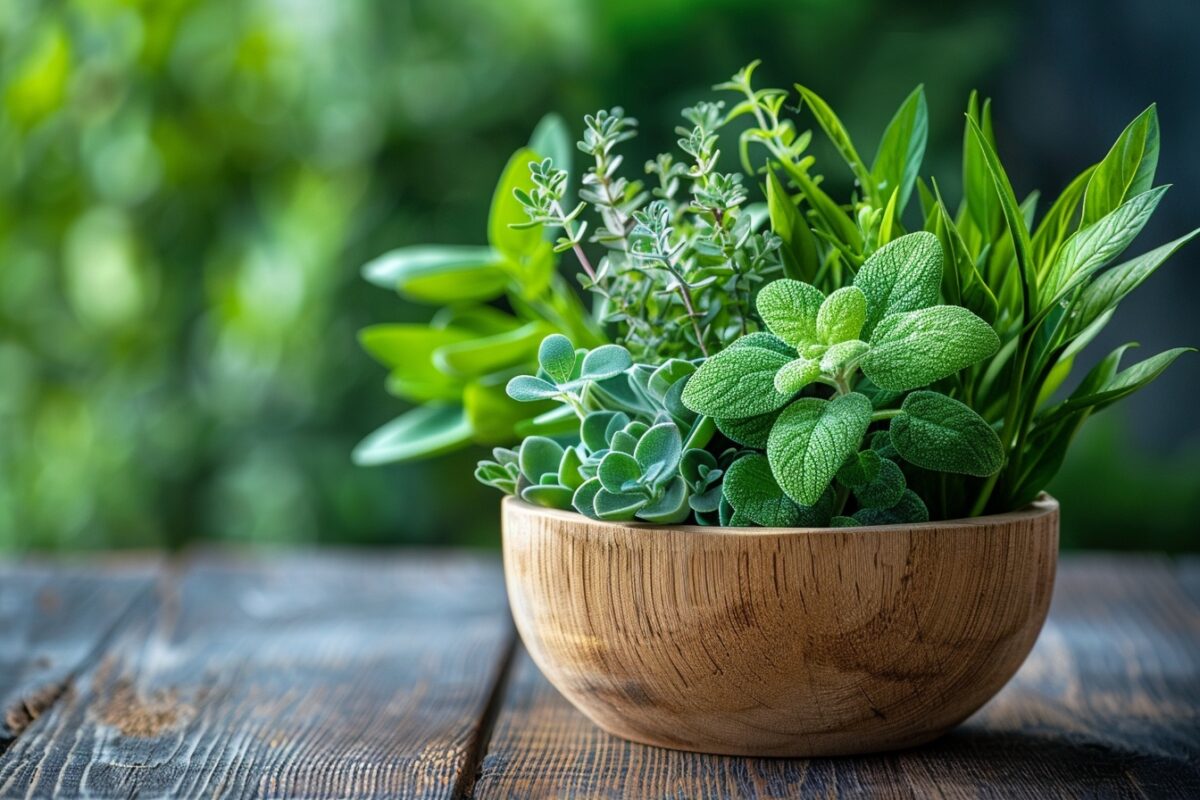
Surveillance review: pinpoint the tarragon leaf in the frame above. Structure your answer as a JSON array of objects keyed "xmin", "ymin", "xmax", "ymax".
[
  {"xmin": 1082, "ymin": 105, "xmax": 1159, "ymax": 227},
  {"xmin": 853, "ymin": 232, "xmax": 943, "ymax": 338},
  {"xmin": 767, "ymin": 392, "xmax": 872, "ymax": 506},
  {"xmin": 681, "ymin": 345, "xmax": 793, "ymax": 418},
  {"xmin": 870, "ymin": 85, "xmax": 928, "ymax": 215},
  {"xmin": 861, "ymin": 306, "xmax": 1000, "ymax": 392},
  {"xmin": 889, "ymin": 391, "xmax": 1004, "ymax": 476}
]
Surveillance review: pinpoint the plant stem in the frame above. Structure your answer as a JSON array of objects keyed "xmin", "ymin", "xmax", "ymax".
[{"xmin": 871, "ymin": 409, "xmax": 900, "ymax": 422}]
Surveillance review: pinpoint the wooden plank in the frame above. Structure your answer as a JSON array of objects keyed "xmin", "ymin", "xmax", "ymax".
[
  {"xmin": 0, "ymin": 558, "xmax": 157, "ymax": 749},
  {"xmin": 0, "ymin": 551, "xmax": 515, "ymax": 800},
  {"xmin": 475, "ymin": 555, "xmax": 1200, "ymax": 799}
]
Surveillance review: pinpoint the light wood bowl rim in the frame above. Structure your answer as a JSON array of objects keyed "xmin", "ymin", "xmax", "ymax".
[{"xmin": 502, "ymin": 492, "xmax": 1058, "ymax": 537}]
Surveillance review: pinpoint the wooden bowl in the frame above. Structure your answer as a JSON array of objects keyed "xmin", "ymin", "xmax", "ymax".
[{"xmin": 501, "ymin": 494, "xmax": 1059, "ymax": 757}]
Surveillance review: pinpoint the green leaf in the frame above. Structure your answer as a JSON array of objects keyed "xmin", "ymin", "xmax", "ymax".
[
  {"xmin": 593, "ymin": 488, "xmax": 647, "ymax": 521},
  {"xmin": 870, "ymin": 85, "xmax": 927, "ymax": 215},
  {"xmin": 862, "ymin": 306, "xmax": 1000, "ymax": 392},
  {"xmin": 598, "ymin": 451, "xmax": 643, "ymax": 493},
  {"xmin": 521, "ymin": 484, "xmax": 574, "ymax": 509},
  {"xmin": 1069, "ymin": 229, "xmax": 1200, "ymax": 339},
  {"xmin": 506, "ymin": 375, "xmax": 560, "ymax": 402},
  {"xmin": 359, "ymin": 324, "xmax": 469, "ymax": 402},
  {"xmin": 581, "ymin": 344, "xmax": 633, "ymax": 380},
  {"xmin": 966, "ymin": 116, "xmax": 1037, "ymax": 315},
  {"xmin": 890, "ymin": 391, "xmax": 1004, "ymax": 476},
  {"xmin": 795, "ymin": 84, "xmax": 875, "ymax": 201},
  {"xmin": 755, "ymin": 279, "xmax": 825, "ymax": 347},
  {"xmin": 790, "ymin": 168, "xmax": 864, "ymax": 253},
  {"xmin": 529, "ymin": 113, "xmax": 572, "ymax": 189},
  {"xmin": 681, "ymin": 345, "xmax": 793, "ymax": 419},
  {"xmin": 830, "ymin": 516, "xmax": 858, "ymax": 527},
  {"xmin": 836, "ymin": 449, "xmax": 882, "ymax": 488},
  {"xmin": 853, "ymin": 232, "xmax": 943, "ymax": 338},
  {"xmin": 766, "ymin": 168, "xmax": 820, "ymax": 282},
  {"xmin": 490, "ymin": 147, "xmax": 555, "ymax": 296},
  {"xmin": 538, "ymin": 334, "xmax": 576, "ymax": 384},
  {"xmin": 581, "ymin": 411, "xmax": 624, "ymax": 451},
  {"xmin": 464, "ymin": 379, "xmax": 547, "ymax": 444},
  {"xmin": 433, "ymin": 321, "xmax": 547, "ymax": 377},
  {"xmin": 361, "ymin": 246, "xmax": 509, "ymax": 303},
  {"xmin": 352, "ymin": 405, "xmax": 472, "ymax": 465},
  {"xmin": 729, "ymin": 331, "xmax": 795, "ymax": 356},
  {"xmin": 1053, "ymin": 347, "xmax": 1194, "ymax": 416},
  {"xmin": 1031, "ymin": 166, "xmax": 1095, "ymax": 269},
  {"xmin": 853, "ymin": 457, "xmax": 906, "ymax": 509},
  {"xmin": 519, "ymin": 437, "xmax": 565, "ymax": 482},
  {"xmin": 637, "ymin": 477, "xmax": 690, "ymax": 523},
  {"xmin": 852, "ymin": 490, "xmax": 929, "ymax": 526},
  {"xmin": 820, "ymin": 340, "xmax": 869, "ymax": 374},
  {"xmin": 962, "ymin": 92, "xmax": 1000, "ymax": 239},
  {"xmin": 722, "ymin": 454, "xmax": 800, "ymax": 527},
  {"xmin": 1082, "ymin": 105, "xmax": 1159, "ymax": 227},
  {"xmin": 634, "ymin": 422, "xmax": 683, "ymax": 479},
  {"xmin": 930, "ymin": 181, "xmax": 998, "ymax": 325},
  {"xmin": 774, "ymin": 357, "xmax": 821, "ymax": 394},
  {"xmin": 767, "ymin": 392, "xmax": 873, "ymax": 505},
  {"xmin": 817, "ymin": 286, "xmax": 867, "ymax": 345},
  {"xmin": 715, "ymin": 409, "xmax": 781, "ymax": 449},
  {"xmin": 572, "ymin": 478, "xmax": 603, "ymax": 519},
  {"xmin": 558, "ymin": 446, "xmax": 585, "ymax": 491},
  {"xmin": 1041, "ymin": 186, "xmax": 1170, "ymax": 305}
]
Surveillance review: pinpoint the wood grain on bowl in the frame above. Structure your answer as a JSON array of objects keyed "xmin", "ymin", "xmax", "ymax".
[{"xmin": 502, "ymin": 495, "xmax": 1059, "ymax": 757}]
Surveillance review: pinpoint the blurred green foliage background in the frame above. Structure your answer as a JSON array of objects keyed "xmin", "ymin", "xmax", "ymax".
[{"xmin": 2, "ymin": 0, "xmax": 1196, "ymax": 551}]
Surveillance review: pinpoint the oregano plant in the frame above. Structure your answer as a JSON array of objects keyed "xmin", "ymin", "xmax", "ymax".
[{"xmin": 360, "ymin": 62, "xmax": 1194, "ymax": 528}]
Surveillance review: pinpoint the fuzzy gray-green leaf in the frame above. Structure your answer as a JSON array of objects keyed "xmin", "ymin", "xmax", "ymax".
[
  {"xmin": 817, "ymin": 286, "xmax": 867, "ymax": 344},
  {"xmin": 890, "ymin": 391, "xmax": 1004, "ymax": 476},
  {"xmin": 862, "ymin": 306, "xmax": 1000, "ymax": 392},
  {"xmin": 681, "ymin": 345, "xmax": 793, "ymax": 418},
  {"xmin": 852, "ymin": 232, "xmax": 943, "ymax": 337},
  {"xmin": 767, "ymin": 392, "xmax": 873, "ymax": 506},
  {"xmin": 755, "ymin": 279, "xmax": 825, "ymax": 347},
  {"xmin": 722, "ymin": 453, "xmax": 800, "ymax": 527}
]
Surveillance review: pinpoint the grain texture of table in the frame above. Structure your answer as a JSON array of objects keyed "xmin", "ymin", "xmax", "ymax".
[{"xmin": 0, "ymin": 552, "xmax": 1196, "ymax": 799}]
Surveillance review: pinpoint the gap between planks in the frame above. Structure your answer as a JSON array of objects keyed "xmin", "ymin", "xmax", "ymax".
[{"xmin": 453, "ymin": 625, "xmax": 520, "ymax": 800}]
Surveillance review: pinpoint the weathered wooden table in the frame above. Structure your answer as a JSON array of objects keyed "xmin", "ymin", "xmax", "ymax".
[{"xmin": 0, "ymin": 552, "xmax": 1196, "ymax": 799}]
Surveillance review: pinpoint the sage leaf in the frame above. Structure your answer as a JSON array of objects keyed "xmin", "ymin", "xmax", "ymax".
[
  {"xmin": 766, "ymin": 168, "xmax": 820, "ymax": 282},
  {"xmin": 755, "ymin": 279, "xmax": 825, "ymax": 347},
  {"xmin": 820, "ymin": 340, "xmax": 869, "ymax": 374},
  {"xmin": 853, "ymin": 232, "xmax": 943, "ymax": 337},
  {"xmin": 836, "ymin": 449, "xmax": 882, "ymax": 488},
  {"xmin": 890, "ymin": 391, "xmax": 1004, "ymax": 476},
  {"xmin": 715, "ymin": 409, "xmax": 781, "ymax": 449},
  {"xmin": 728, "ymin": 331, "xmax": 796, "ymax": 356},
  {"xmin": 1082, "ymin": 105, "xmax": 1159, "ymax": 227},
  {"xmin": 681, "ymin": 345, "xmax": 793, "ymax": 418},
  {"xmin": 830, "ymin": 515, "xmax": 859, "ymax": 527},
  {"xmin": 767, "ymin": 392, "xmax": 873, "ymax": 505},
  {"xmin": 852, "ymin": 490, "xmax": 930, "ymax": 526},
  {"xmin": 861, "ymin": 306, "xmax": 1000, "ymax": 392},
  {"xmin": 817, "ymin": 286, "xmax": 867, "ymax": 344},
  {"xmin": 774, "ymin": 357, "xmax": 821, "ymax": 394},
  {"xmin": 722, "ymin": 454, "xmax": 800, "ymax": 527},
  {"xmin": 854, "ymin": 457, "xmax": 907, "ymax": 509}
]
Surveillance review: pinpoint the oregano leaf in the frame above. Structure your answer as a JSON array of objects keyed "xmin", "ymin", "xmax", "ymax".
[
  {"xmin": 890, "ymin": 391, "xmax": 1004, "ymax": 476},
  {"xmin": 755, "ymin": 279, "xmax": 825, "ymax": 347},
  {"xmin": 521, "ymin": 484, "xmax": 575, "ymax": 509},
  {"xmin": 598, "ymin": 452, "xmax": 642, "ymax": 493},
  {"xmin": 681, "ymin": 345, "xmax": 793, "ymax": 418},
  {"xmin": 862, "ymin": 306, "xmax": 1000, "ymax": 391},
  {"xmin": 767, "ymin": 392, "xmax": 873, "ymax": 506},
  {"xmin": 852, "ymin": 232, "xmax": 943, "ymax": 337}
]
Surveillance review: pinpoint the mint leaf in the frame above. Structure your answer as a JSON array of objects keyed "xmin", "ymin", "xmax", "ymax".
[
  {"xmin": 817, "ymin": 286, "xmax": 867, "ymax": 344},
  {"xmin": 890, "ymin": 391, "xmax": 1004, "ymax": 477},
  {"xmin": 681, "ymin": 345, "xmax": 793, "ymax": 418},
  {"xmin": 755, "ymin": 279, "xmax": 825, "ymax": 347},
  {"xmin": 722, "ymin": 454, "xmax": 800, "ymax": 527},
  {"xmin": 538, "ymin": 334, "xmax": 576, "ymax": 383},
  {"xmin": 853, "ymin": 232, "xmax": 943, "ymax": 337},
  {"xmin": 767, "ymin": 392, "xmax": 872, "ymax": 505},
  {"xmin": 862, "ymin": 306, "xmax": 1000, "ymax": 392}
]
